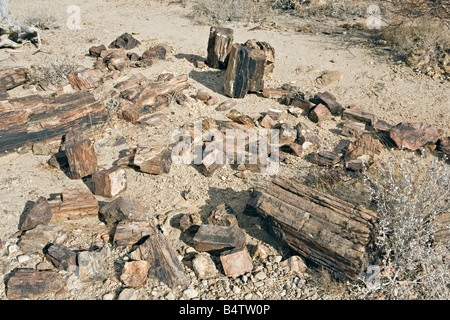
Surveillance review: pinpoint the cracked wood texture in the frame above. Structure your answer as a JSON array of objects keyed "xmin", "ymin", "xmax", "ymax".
[
  {"xmin": 0, "ymin": 92, "xmax": 107, "ymax": 154},
  {"xmin": 0, "ymin": 67, "xmax": 28, "ymax": 91},
  {"xmin": 224, "ymin": 44, "xmax": 266, "ymax": 98},
  {"xmin": 206, "ymin": 27, "xmax": 234, "ymax": 69},
  {"xmin": 248, "ymin": 177, "xmax": 378, "ymax": 280}
]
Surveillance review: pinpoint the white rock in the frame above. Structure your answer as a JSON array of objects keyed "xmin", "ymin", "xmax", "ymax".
[
  {"xmin": 17, "ymin": 254, "xmax": 31, "ymax": 264},
  {"xmin": 103, "ymin": 293, "xmax": 115, "ymax": 300},
  {"xmin": 183, "ymin": 288, "xmax": 199, "ymax": 299},
  {"xmin": 118, "ymin": 288, "xmax": 138, "ymax": 300}
]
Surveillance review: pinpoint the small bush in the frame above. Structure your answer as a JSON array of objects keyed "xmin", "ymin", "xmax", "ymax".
[
  {"xmin": 360, "ymin": 150, "xmax": 450, "ymax": 299},
  {"xmin": 24, "ymin": 8, "xmax": 59, "ymax": 30},
  {"xmin": 28, "ymin": 53, "xmax": 80, "ymax": 87}
]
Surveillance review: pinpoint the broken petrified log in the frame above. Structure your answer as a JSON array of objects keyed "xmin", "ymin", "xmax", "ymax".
[
  {"xmin": 243, "ymin": 39, "xmax": 275, "ymax": 75},
  {"xmin": 65, "ymin": 139, "xmax": 98, "ymax": 179},
  {"xmin": 224, "ymin": 44, "xmax": 266, "ymax": 98},
  {"xmin": 92, "ymin": 166, "xmax": 127, "ymax": 198},
  {"xmin": 136, "ymin": 225, "xmax": 190, "ymax": 288},
  {"xmin": 247, "ymin": 177, "xmax": 378, "ymax": 280},
  {"xmin": 114, "ymin": 220, "xmax": 153, "ymax": 246},
  {"xmin": 310, "ymin": 92, "xmax": 343, "ymax": 115},
  {"xmin": 132, "ymin": 143, "xmax": 172, "ymax": 175},
  {"xmin": 120, "ymin": 260, "xmax": 151, "ymax": 287},
  {"xmin": 342, "ymin": 106, "xmax": 376, "ymax": 127},
  {"xmin": 341, "ymin": 120, "xmax": 366, "ymax": 138},
  {"xmin": 99, "ymin": 196, "xmax": 146, "ymax": 224},
  {"xmin": 6, "ymin": 269, "xmax": 64, "ymax": 300},
  {"xmin": 109, "ymin": 33, "xmax": 141, "ymax": 50},
  {"xmin": 308, "ymin": 103, "xmax": 331, "ymax": 123},
  {"xmin": 49, "ymin": 188, "xmax": 99, "ymax": 221},
  {"xmin": 20, "ymin": 196, "xmax": 52, "ymax": 231},
  {"xmin": 18, "ymin": 224, "xmax": 67, "ymax": 254},
  {"xmin": 389, "ymin": 122, "xmax": 444, "ymax": 151},
  {"xmin": 206, "ymin": 27, "xmax": 234, "ymax": 69},
  {"xmin": 0, "ymin": 92, "xmax": 107, "ymax": 154},
  {"xmin": 0, "ymin": 67, "xmax": 28, "ymax": 91},
  {"xmin": 344, "ymin": 133, "xmax": 383, "ymax": 161},
  {"xmin": 67, "ymin": 69, "xmax": 103, "ymax": 91},
  {"xmin": 45, "ymin": 244, "xmax": 77, "ymax": 271},
  {"xmin": 220, "ymin": 247, "xmax": 253, "ymax": 278},
  {"xmin": 193, "ymin": 224, "xmax": 246, "ymax": 253}
]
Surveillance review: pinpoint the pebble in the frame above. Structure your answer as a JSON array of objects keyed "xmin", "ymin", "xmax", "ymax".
[
  {"xmin": 17, "ymin": 254, "xmax": 31, "ymax": 264},
  {"xmin": 118, "ymin": 288, "xmax": 138, "ymax": 300},
  {"xmin": 103, "ymin": 293, "xmax": 115, "ymax": 300},
  {"xmin": 183, "ymin": 288, "xmax": 199, "ymax": 299}
]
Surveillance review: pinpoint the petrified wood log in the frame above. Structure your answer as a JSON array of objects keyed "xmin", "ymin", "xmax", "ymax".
[
  {"xmin": 67, "ymin": 69, "xmax": 103, "ymax": 91},
  {"xmin": 310, "ymin": 92, "xmax": 343, "ymax": 115},
  {"xmin": 224, "ymin": 44, "xmax": 266, "ymax": 98},
  {"xmin": 65, "ymin": 139, "xmax": 98, "ymax": 179},
  {"xmin": 206, "ymin": 27, "xmax": 234, "ymax": 69},
  {"xmin": 137, "ymin": 225, "xmax": 189, "ymax": 288},
  {"xmin": 20, "ymin": 196, "xmax": 52, "ymax": 231},
  {"xmin": 6, "ymin": 269, "xmax": 64, "ymax": 300},
  {"xmin": 244, "ymin": 39, "xmax": 275, "ymax": 75},
  {"xmin": 49, "ymin": 188, "xmax": 99, "ymax": 221},
  {"xmin": 0, "ymin": 67, "xmax": 28, "ymax": 91},
  {"xmin": 193, "ymin": 224, "xmax": 246, "ymax": 253},
  {"xmin": 0, "ymin": 92, "xmax": 107, "ymax": 154},
  {"xmin": 389, "ymin": 122, "xmax": 444, "ymax": 151},
  {"xmin": 308, "ymin": 103, "xmax": 331, "ymax": 123},
  {"xmin": 92, "ymin": 166, "xmax": 127, "ymax": 198},
  {"xmin": 248, "ymin": 177, "xmax": 378, "ymax": 280}
]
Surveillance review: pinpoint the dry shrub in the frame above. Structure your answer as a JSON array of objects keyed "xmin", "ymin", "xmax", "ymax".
[
  {"xmin": 190, "ymin": 0, "xmax": 274, "ymax": 25},
  {"xmin": 23, "ymin": 6, "xmax": 60, "ymax": 30},
  {"xmin": 360, "ymin": 150, "xmax": 450, "ymax": 299},
  {"xmin": 27, "ymin": 53, "xmax": 80, "ymax": 87}
]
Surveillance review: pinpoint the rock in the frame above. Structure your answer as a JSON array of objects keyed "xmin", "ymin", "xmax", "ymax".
[
  {"xmin": 341, "ymin": 120, "xmax": 366, "ymax": 138},
  {"xmin": 192, "ymin": 253, "xmax": 218, "ymax": 279},
  {"xmin": 278, "ymin": 123, "xmax": 298, "ymax": 145},
  {"xmin": 437, "ymin": 137, "xmax": 450, "ymax": 159},
  {"xmin": 6, "ymin": 269, "xmax": 64, "ymax": 300},
  {"xmin": 280, "ymin": 143, "xmax": 302, "ymax": 157},
  {"xmin": 20, "ymin": 196, "xmax": 52, "ymax": 231},
  {"xmin": 196, "ymin": 90, "xmax": 211, "ymax": 102},
  {"xmin": 316, "ymin": 70, "xmax": 343, "ymax": 86},
  {"xmin": 308, "ymin": 103, "xmax": 331, "ymax": 123},
  {"xmin": 220, "ymin": 247, "xmax": 253, "ymax": 278},
  {"xmin": 179, "ymin": 212, "xmax": 202, "ymax": 232},
  {"xmin": 118, "ymin": 288, "xmax": 138, "ymax": 300},
  {"xmin": 280, "ymin": 256, "xmax": 307, "ymax": 275},
  {"xmin": 259, "ymin": 114, "xmax": 275, "ymax": 129},
  {"xmin": 113, "ymin": 220, "xmax": 153, "ymax": 246},
  {"xmin": 17, "ymin": 255, "xmax": 31, "ymax": 264},
  {"xmin": 65, "ymin": 139, "xmax": 98, "ymax": 179},
  {"xmin": 310, "ymin": 92, "xmax": 343, "ymax": 115},
  {"xmin": 45, "ymin": 244, "xmax": 77, "ymax": 271},
  {"xmin": 99, "ymin": 197, "xmax": 147, "ymax": 224},
  {"xmin": 67, "ymin": 69, "xmax": 103, "ymax": 91},
  {"xmin": 216, "ymin": 99, "xmax": 237, "ymax": 111},
  {"xmin": 345, "ymin": 133, "xmax": 383, "ymax": 160},
  {"xmin": 251, "ymin": 244, "xmax": 270, "ymax": 260},
  {"xmin": 140, "ymin": 45, "xmax": 167, "ymax": 66},
  {"xmin": 49, "ymin": 188, "xmax": 99, "ymax": 221},
  {"xmin": 206, "ymin": 203, "xmax": 238, "ymax": 227},
  {"xmin": 236, "ymin": 170, "xmax": 252, "ymax": 179},
  {"xmin": 89, "ymin": 44, "xmax": 107, "ymax": 58},
  {"xmin": 193, "ymin": 224, "xmax": 245, "ymax": 253},
  {"xmin": 77, "ymin": 247, "xmax": 111, "ymax": 282},
  {"xmin": 183, "ymin": 288, "xmax": 199, "ymax": 299},
  {"xmin": 92, "ymin": 166, "xmax": 127, "ymax": 198},
  {"xmin": 342, "ymin": 107, "xmax": 376, "ymax": 127},
  {"xmin": 109, "ymin": 33, "xmax": 141, "ymax": 50},
  {"xmin": 18, "ymin": 224, "xmax": 67, "ymax": 254},
  {"xmin": 389, "ymin": 122, "xmax": 444, "ymax": 151},
  {"xmin": 266, "ymin": 108, "xmax": 284, "ymax": 121},
  {"xmin": 120, "ymin": 260, "xmax": 151, "ymax": 287}
]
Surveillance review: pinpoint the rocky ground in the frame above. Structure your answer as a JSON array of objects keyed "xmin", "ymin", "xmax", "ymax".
[{"xmin": 0, "ymin": 0, "xmax": 448, "ymax": 300}]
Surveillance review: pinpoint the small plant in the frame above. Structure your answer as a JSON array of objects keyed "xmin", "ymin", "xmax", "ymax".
[
  {"xmin": 28, "ymin": 53, "xmax": 80, "ymax": 87},
  {"xmin": 23, "ymin": 7, "xmax": 59, "ymax": 30},
  {"xmin": 360, "ymin": 149, "xmax": 449, "ymax": 299}
]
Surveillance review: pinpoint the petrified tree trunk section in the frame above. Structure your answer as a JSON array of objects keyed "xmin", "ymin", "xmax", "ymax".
[
  {"xmin": 224, "ymin": 44, "xmax": 266, "ymax": 98},
  {"xmin": 0, "ymin": 67, "xmax": 28, "ymax": 91},
  {"xmin": 206, "ymin": 27, "xmax": 234, "ymax": 69},
  {"xmin": 0, "ymin": 92, "xmax": 107, "ymax": 154},
  {"xmin": 248, "ymin": 177, "xmax": 378, "ymax": 280}
]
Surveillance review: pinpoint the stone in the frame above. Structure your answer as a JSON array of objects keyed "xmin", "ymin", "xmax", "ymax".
[
  {"xmin": 341, "ymin": 120, "xmax": 366, "ymax": 137},
  {"xmin": 18, "ymin": 224, "xmax": 67, "ymax": 254},
  {"xmin": 77, "ymin": 247, "xmax": 111, "ymax": 282},
  {"xmin": 310, "ymin": 92, "xmax": 343, "ymax": 115},
  {"xmin": 65, "ymin": 139, "xmax": 98, "ymax": 179},
  {"xmin": 120, "ymin": 260, "xmax": 151, "ymax": 287},
  {"xmin": 251, "ymin": 244, "xmax": 270, "ymax": 260},
  {"xmin": 20, "ymin": 196, "xmax": 52, "ymax": 231},
  {"xmin": 89, "ymin": 44, "xmax": 107, "ymax": 58},
  {"xmin": 389, "ymin": 122, "xmax": 444, "ymax": 151},
  {"xmin": 220, "ymin": 247, "xmax": 253, "ymax": 278},
  {"xmin": 206, "ymin": 203, "xmax": 238, "ymax": 227},
  {"xmin": 259, "ymin": 114, "xmax": 275, "ymax": 129},
  {"xmin": 193, "ymin": 224, "xmax": 245, "ymax": 253},
  {"xmin": 192, "ymin": 253, "xmax": 218, "ymax": 280},
  {"xmin": 183, "ymin": 288, "xmax": 199, "ymax": 299},
  {"xmin": 6, "ymin": 269, "xmax": 64, "ymax": 300},
  {"xmin": 109, "ymin": 33, "xmax": 141, "ymax": 50},
  {"xmin": 179, "ymin": 212, "xmax": 202, "ymax": 232},
  {"xmin": 45, "ymin": 244, "xmax": 77, "ymax": 271},
  {"xmin": 316, "ymin": 70, "xmax": 343, "ymax": 86},
  {"xmin": 140, "ymin": 45, "xmax": 167, "ymax": 66},
  {"xmin": 99, "ymin": 197, "xmax": 147, "ymax": 224},
  {"xmin": 216, "ymin": 99, "xmax": 237, "ymax": 111},
  {"xmin": 49, "ymin": 188, "xmax": 99, "ymax": 221},
  {"xmin": 196, "ymin": 90, "xmax": 211, "ymax": 102},
  {"xmin": 280, "ymin": 256, "xmax": 307, "ymax": 274},
  {"xmin": 113, "ymin": 220, "xmax": 153, "ymax": 246},
  {"xmin": 118, "ymin": 288, "xmax": 138, "ymax": 300},
  {"xmin": 92, "ymin": 166, "xmax": 127, "ymax": 198}
]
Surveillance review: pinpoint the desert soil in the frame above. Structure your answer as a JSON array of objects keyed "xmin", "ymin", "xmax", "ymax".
[{"xmin": 0, "ymin": 0, "xmax": 448, "ymax": 300}]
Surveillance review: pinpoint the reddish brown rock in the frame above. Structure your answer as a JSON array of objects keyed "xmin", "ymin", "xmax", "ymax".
[
  {"xmin": 259, "ymin": 114, "xmax": 275, "ymax": 129},
  {"xmin": 49, "ymin": 188, "xmax": 99, "ymax": 221},
  {"xmin": 206, "ymin": 203, "xmax": 238, "ymax": 227},
  {"xmin": 389, "ymin": 122, "xmax": 444, "ymax": 151},
  {"xmin": 220, "ymin": 247, "xmax": 253, "ymax": 278},
  {"xmin": 120, "ymin": 260, "xmax": 151, "ymax": 287},
  {"xmin": 67, "ymin": 69, "xmax": 103, "ymax": 91},
  {"xmin": 308, "ymin": 103, "xmax": 331, "ymax": 123},
  {"xmin": 343, "ymin": 107, "xmax": 376, "ymax": 127},
  {"xmin": 114, "ymin": 220, "xmax": 153, "ymax": 246},
  {"xmin": 45, "ymin": 244, "xmax": 77, "ymax": 271},
  {"xmin": 310, "ymin": 92, "xmax": 343, "ymax": 115},
  {"xmin": 341, "ymin": 120, "xmax": 366, "ymax": 138},
  {"xmin": 193, "ymin": 224, "xmax": 245, "ymax": 253},
  {"xmin": 109, "ymin": 33, "xmax": 141, "ymax": 50},
  {"xmin": 65, "ymin": 139, "xmax": 98, "ymax": 179},
  {"xmin": 20, "ymin": 196, "xmax": 52, "ymax": 231}
]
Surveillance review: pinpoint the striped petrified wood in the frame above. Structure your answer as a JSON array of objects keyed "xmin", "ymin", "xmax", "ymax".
[{"xmin": 248, "ymin": 177, "xmax": 378, "ymax": 280}]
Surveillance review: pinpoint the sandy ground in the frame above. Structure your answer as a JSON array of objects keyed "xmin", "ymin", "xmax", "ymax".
[{"xmin": 0, "ymin": 0, "xmax": 448, "ymax": 300}]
